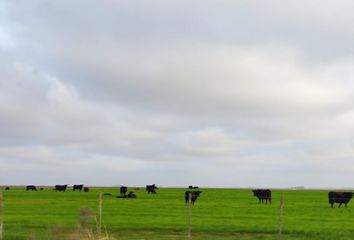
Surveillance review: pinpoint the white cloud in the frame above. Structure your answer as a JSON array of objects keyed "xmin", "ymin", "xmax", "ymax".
[{"xmin": 1, "ymin": 1, "xmax": 354, "ymax": 188}]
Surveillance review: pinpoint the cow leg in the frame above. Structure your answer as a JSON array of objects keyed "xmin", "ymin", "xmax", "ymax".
[{"xmin": 338, "ymin": 203, "xmax": 342, "ymax": 208}]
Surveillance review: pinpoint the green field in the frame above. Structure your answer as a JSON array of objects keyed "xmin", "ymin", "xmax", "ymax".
[{"xmin": 2, "ymin": 187, "xmax": 354, "ymax": 239}]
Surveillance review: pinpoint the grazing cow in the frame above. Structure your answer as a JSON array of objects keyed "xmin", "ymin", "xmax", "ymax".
[
  {"xmin": 5, "ymin": 186, "xmax": 10, "ymax": 190},
  {"xmin": 84, "ymin": 187, "xmax": 90, "ymax": 192},
  {"xmin": 73, "ymin": 184, "xmax": 84, "ymax": 191},
  {"xmin": 120, "ymin": 186, "xmax": 128, "ymax": 196},
  {"xmin": 40, "ymin": 188, "xmax": 44, "ymax": 190},
  {"xmin": 252, "ymin": 189, "xmax": 271, "ymax": 205},
  {"xmin": 185, "ymin": 191, "xmax": 202, "ymax": 205},
  {"xmin": 146, "ymin": 184, "xmax": 158, "ymax": 194},
  {"xmin": 328, "ymin": 192, "xmax": 354, "ymax": 208},
  {"xmin": 26, "ymin": 185, "xmax": 37, "ymax": 191},
  {"xmin": 54, "ymin": 184, "xmax": 68, "ymax": 192}
]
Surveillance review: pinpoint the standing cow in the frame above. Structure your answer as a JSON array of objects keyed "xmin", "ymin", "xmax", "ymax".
[
  {"xmin": 120, "ymin": 186, "xmax": 128, "ymax": 196},
  {"xmin": 328, "ymin": 192, "xmax": 353, "ymax": 208},
  {"xmin": 185, "ymin": 190, "xmax": 202, "ymax": 205},
  {"xmin": 54, "ymin": 184, "xmax": 68, "ymax": 192},
  {"xmin": 146, "ymin": 184, "xmax": 158, "ymax": 194},
  {"xmin": 252, "ymin": 189, "xmax": 271, "ymax": 205},
  {"xmin": 73, "ymin": 184, "xmax": 84, "ymax": 191},
  {"xmin": 26, "ymin": 185, "xmax": 37, "ymax": 191}
]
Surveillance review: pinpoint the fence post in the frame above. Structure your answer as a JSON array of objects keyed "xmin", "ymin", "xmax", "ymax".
[
  {"xmin": 0, "ymin": 190, "xmax": 3, "ymax": 240},
  {"xmin": 187, "ymin": 192, "xmax": 192, "ymax": 240},
  {"xmin": 98, "ymin": 192, "xmax": 102, "ymax": 237},
  {"xmin": 278, "ymin": 194, "xmax": 284, "ymax": 240}
]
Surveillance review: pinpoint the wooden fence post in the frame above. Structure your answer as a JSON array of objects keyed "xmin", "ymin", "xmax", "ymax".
[
  {"xmin": 98, "ymin": 192, "xmax": 102, "ymax": 236},
  {"xmin": 0, "ymin": 190, "xmax": 3, "ymax": 240},
  {"xmin": 278, "ymin": 194, "xmax": 284, "ymax": 240},
  {"xmin": 187, "ymin": 192, "xmax": 192, "ymax": 240}
]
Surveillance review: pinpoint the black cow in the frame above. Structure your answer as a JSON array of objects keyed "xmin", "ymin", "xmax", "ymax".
[
  {"xmin": 185, "ymin": 191, "xmax": 202, "ymax": 205},
  {"xmin": 252, "ymin": 189, "xmax": 271, "ymax": 205},
  {"xmin": 127, "ymin": 191, "xmax": 137, "ymax": 198},
  {"xmin": 54, "ymin": 184, "xmax": 68, "ymax": 192},
  {"xmin": 73, "ymin": 184, "xmax": 84, "ymax": 191},
  {"xmin": 117, "ymin": 191, "xmax": 137, "ymax": 199},
  {"xmin": 120, "ymin": 186, "xmax": 128, "ymax": 196},
  {"xmin": 26, "ymin": 185, "xmax": 37, "ymax": 191},
  {"xmin": 328, "ymin": 192, "xmax": 354, "ymax": 208},
  {"xmin": 5, "ymin": 186, "xmax": 10, "ymax": 190},
  {"xmin": 146, "ymin": 184, "xmax": 158, "ymax": 194},
  {"xmin": 84, "ymin": 187, "xmax": 90, "ymax": 192}
]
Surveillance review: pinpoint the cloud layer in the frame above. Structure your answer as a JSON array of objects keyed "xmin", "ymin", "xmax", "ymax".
[{"xmin": 1, "ymin": 1, "xmax": 354, "ymax": 188}]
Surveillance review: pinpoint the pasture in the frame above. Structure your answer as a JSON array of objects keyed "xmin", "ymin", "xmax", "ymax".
[{"xmin": 2, "ymin": 187, "xmax": 354, "ymax": 239}]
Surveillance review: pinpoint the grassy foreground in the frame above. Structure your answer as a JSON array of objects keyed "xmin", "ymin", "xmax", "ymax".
[{"xmin": 2, "ymin": 187, "xmax": 354, "ymax": 239}]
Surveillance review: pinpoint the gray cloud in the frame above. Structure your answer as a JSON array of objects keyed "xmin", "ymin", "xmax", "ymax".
[{"xmin": 1, "ymin": 1, "xmax": 354, "ymax": 188}]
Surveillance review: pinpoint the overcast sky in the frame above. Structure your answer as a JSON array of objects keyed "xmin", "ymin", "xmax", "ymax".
[{"xmin": 1, "ymin": 1, "xmax": 354, "ymax": 188}]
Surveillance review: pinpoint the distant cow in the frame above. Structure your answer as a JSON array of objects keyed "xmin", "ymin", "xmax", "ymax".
[
  {"xmin": 185, "ymin": 191, "xmax": 202, "ymax": 205},
  {"xmin": 328, "ymin": 192, "xmax": 354, "ymax": 208},
  {"xmin": 146, "ymin": 184, "xmax": 158, "ymax": 194},
  {"xmin": 252, "ymin": 189, "xmax": 271, "ymax": 205},
  {"xmin": 73, "ymin": 184, "xmax": 84, "ymax": 191},
  {"xmin": 26, "ymin": 185, "xmax": 37, "ymax": 191},
  {"xmin": 5, "ymin": 186, "xmax": 10, "ymax": 190},
  {"xmin": 84, "ymin": 187, "xmax": 89, "ymax": 192},
  {"xmin": 54, "ymin": 184, "xmax": 68, "ymax": 192},
  {"xmin": 188, "ymin": 185, "xmax": 199, "ymax": 189},
  {"xmin": 120, "ymin": 186, "xmax": 128, "ymax": 196},
  {"xmin": 127, "ymin": 191, "xmax": 136, "ymax": 198},
  {"xmin": 117, "ymin": 191, "xmax": 137, "ymax": 199}
]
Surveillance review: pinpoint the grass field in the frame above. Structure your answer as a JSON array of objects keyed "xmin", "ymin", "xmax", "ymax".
[{"xmin": 2, "ymin": 187, "xmax": 354, "ymax": 239}]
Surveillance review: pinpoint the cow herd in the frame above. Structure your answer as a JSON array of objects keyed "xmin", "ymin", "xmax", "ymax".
[
  {"xmin": 24, "ymin": 184, "xmax": 89, "ymax": 192},
  {"xmin": 251, "ymin": 189, "xmax": 354, "ymax": 208},
  {"xmin": 3, "ymin": 185, "xmax": 354, "ymax": 208}
]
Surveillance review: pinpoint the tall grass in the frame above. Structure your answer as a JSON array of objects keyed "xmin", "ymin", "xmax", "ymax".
[{"xmin": 64, "ymin": 207, "xmax": 113, "ymax": 240}]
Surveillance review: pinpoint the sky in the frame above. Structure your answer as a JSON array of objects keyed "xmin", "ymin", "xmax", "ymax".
[{"xmin": 1, "ymin": 0, "xmax": 354, "ymax": 188}]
